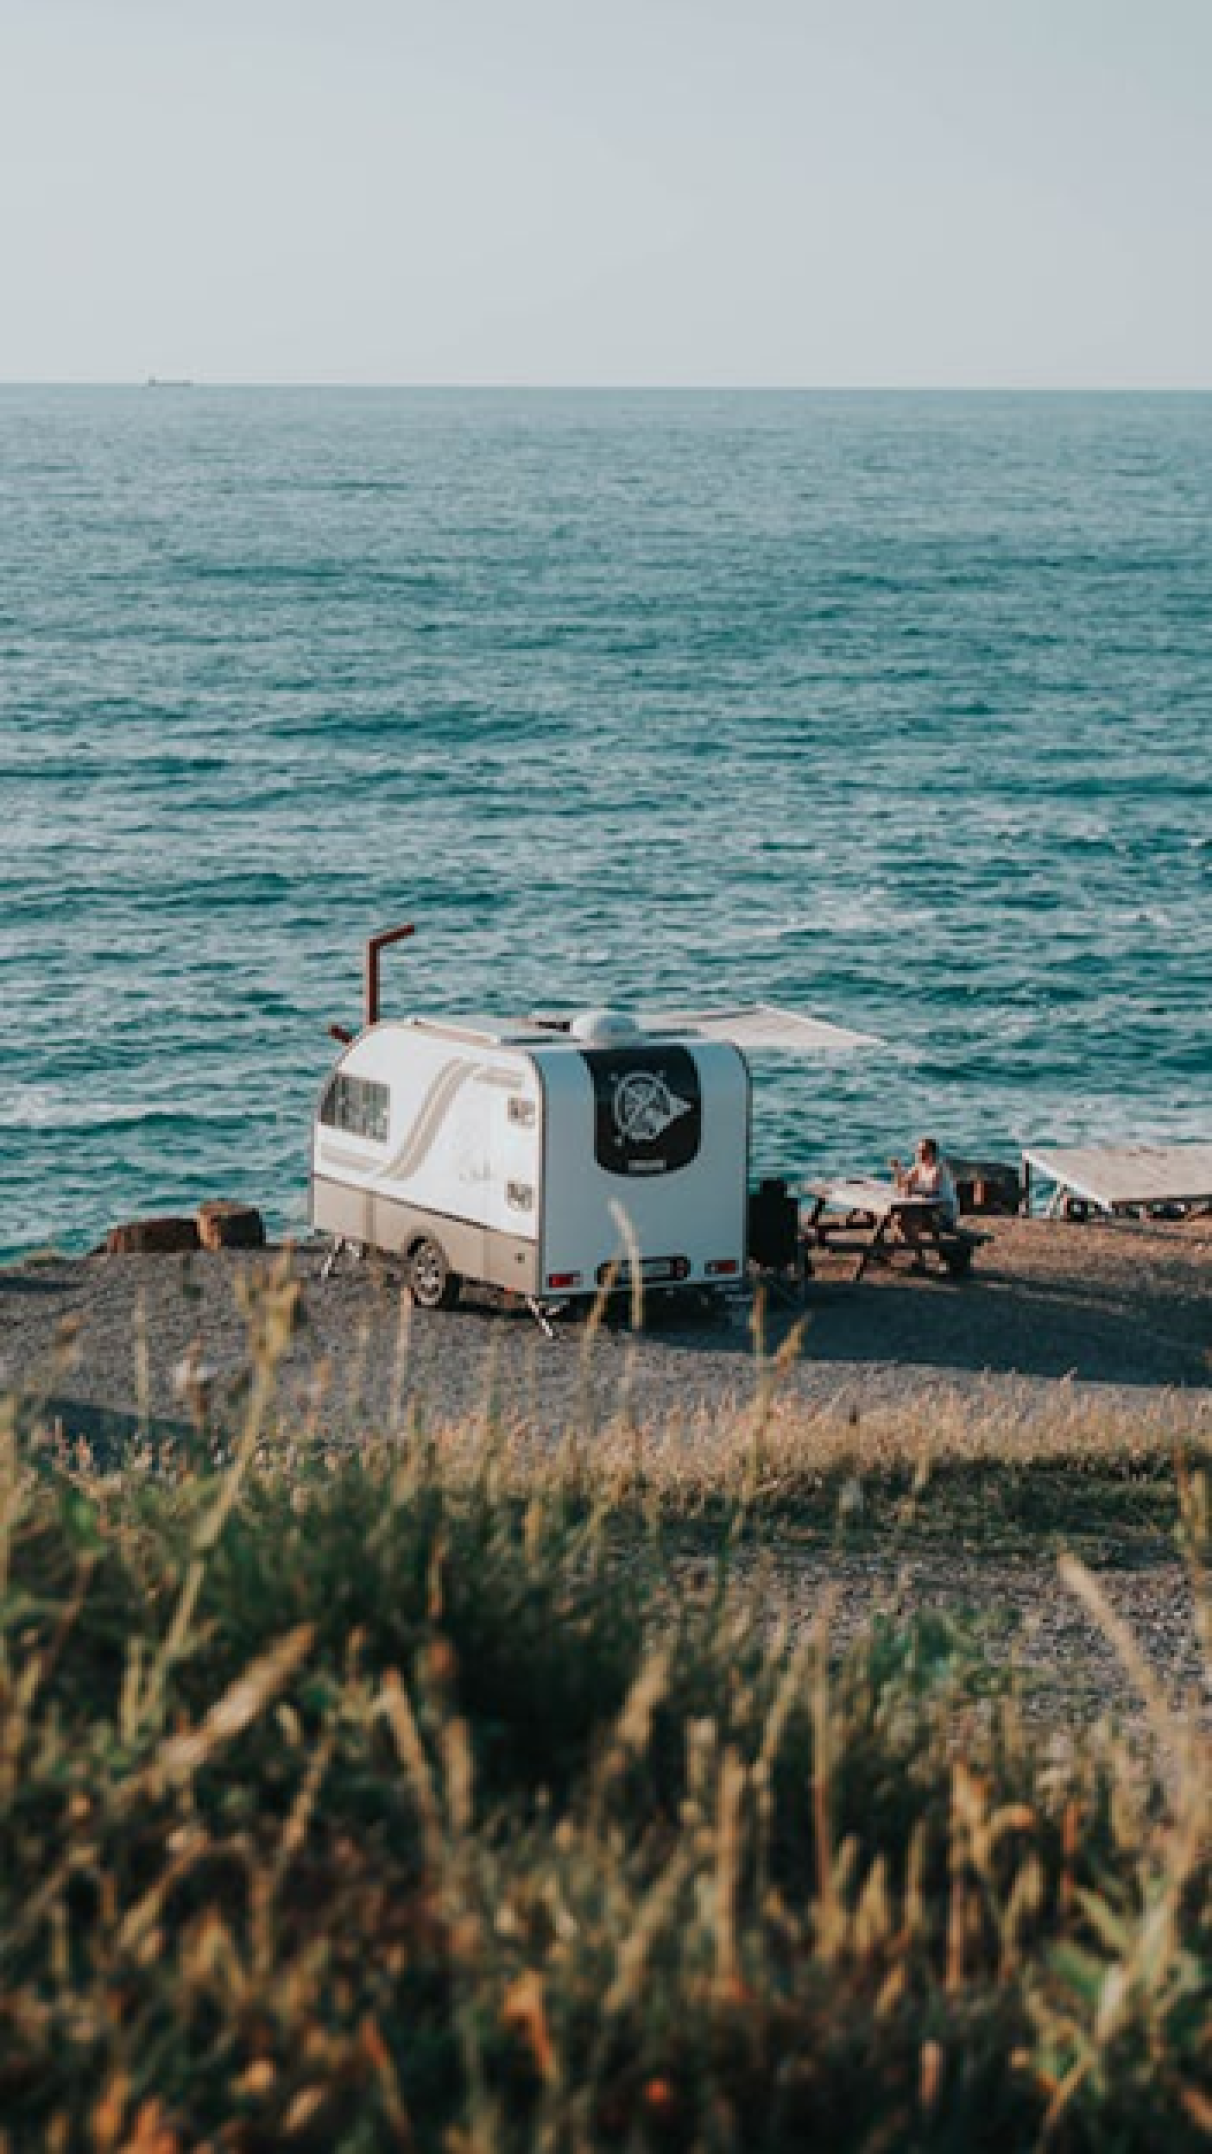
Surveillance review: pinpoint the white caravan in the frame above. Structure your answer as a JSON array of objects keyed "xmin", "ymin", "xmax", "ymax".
[{"xmin": 310, "ymin": 927, "xmax": 876, "ymax": 1318}]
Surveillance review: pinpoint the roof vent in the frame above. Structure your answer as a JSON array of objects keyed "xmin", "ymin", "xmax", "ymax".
[{"xmin": 570, "ymin": 1008, "xmax": 644, "ymax": 1046}]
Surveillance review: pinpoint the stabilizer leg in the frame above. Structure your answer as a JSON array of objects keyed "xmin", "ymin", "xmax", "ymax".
[{"xmin": 525, "ymin": 1296, "xmax": 562, "ymax": 1339}]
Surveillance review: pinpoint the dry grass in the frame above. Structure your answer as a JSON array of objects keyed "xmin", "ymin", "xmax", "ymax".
[{"xmin": 0, "ymin": 1262, "xmax": 1208, "ymax": 2150}]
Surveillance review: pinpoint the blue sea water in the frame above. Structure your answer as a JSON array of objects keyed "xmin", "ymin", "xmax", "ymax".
[{"xmin": 1, "ymin": 387, "xmax": 1209, "ymax": 1261}]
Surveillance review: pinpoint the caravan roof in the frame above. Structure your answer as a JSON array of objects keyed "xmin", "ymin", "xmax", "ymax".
[
  {"xmin": 525, "ymin": 1003, "xmax": 880, "ymax": 1055},
  {"xmin": 356, "ymin": 1004, "xmax": 881, "ymax": 1057},
  {"xmin": 403, "ymin": 1014, "xmax": 554, "ymax": 1048}
]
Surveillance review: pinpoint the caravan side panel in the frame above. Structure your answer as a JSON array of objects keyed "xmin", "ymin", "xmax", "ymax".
[{"xmin": 311, "ymin": 1025, "xmax": 543, "ymax": 1290}]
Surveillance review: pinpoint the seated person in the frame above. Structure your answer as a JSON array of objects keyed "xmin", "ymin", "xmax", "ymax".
[{"xmin": 888, "ymin": 1138, "xmax": 959, "ymax": 1246}]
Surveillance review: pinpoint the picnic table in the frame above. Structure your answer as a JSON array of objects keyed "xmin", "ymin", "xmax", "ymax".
[{"xmin": 802, "ymin": 1177, "xmax": 987, "ymax": 1282}]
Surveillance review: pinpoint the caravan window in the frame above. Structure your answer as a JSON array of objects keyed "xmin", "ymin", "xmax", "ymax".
[{"xmin": 321, "ymin": 1072, "xmax": 390, "ymax": 1144}]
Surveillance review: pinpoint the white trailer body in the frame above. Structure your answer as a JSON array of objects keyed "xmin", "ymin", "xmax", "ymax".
[{"xmin": 311, "ymin": 1014, "xmax": 750, "ymax": 1302}]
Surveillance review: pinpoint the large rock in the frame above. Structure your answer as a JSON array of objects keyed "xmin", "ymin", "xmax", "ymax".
[
  {"xmin": 197, "ymin": 1200, "xmax": 266, "ymax": 1251},
  {"xmin": 106, "ymin": 1216, "xmax": 200, "ymax": 1255}
]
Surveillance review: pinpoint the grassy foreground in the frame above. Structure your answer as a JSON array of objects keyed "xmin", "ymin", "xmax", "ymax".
[{"xmin": 1, "ymin": 1281, "xmax": 1209, "ymax": 2151}]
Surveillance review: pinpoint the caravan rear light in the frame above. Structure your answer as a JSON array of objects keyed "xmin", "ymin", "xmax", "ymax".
[
  {"xmin": 547, "ymin": 1271, "xmax": 582, "ymax": 1290},
  {"xmin": 706, "ymin": 1258, "xmax": 740, "ymax": 1276}
]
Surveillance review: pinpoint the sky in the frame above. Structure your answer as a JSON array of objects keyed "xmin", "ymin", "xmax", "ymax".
[{"xmin": 2, "ymin": 0, "xmax": 1210, "ymax": 388}]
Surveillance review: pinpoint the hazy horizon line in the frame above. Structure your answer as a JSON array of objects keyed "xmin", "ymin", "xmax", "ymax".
[{"xmin": 4, "ymin": 378, "xmax": 1211, "ymax": 396}]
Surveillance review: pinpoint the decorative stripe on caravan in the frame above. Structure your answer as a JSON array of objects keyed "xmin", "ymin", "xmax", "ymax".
[
  {"xmin": 317, "ymin": 1143, "xmax": 383, "ymax": 1177},
  {"xmin": 383, "ymin": 1060, "xmax": 482, "ymax": 1183}
]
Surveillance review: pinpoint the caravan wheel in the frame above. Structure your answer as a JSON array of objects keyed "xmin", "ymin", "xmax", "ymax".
[{"xmin": 409, "ymin": 1236, "xmax": 462, "ymax": 1311}]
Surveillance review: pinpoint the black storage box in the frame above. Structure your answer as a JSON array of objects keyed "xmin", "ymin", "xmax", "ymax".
[{"xmin": 747, "ymin": 1177, "xmax": 800, "ymax": 1270}]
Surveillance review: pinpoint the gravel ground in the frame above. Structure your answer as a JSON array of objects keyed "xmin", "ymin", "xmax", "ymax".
[
  {"xmin": 3, "ymin": 1218, "xmax": 1208, "ymax": 1721},
  {"xmin": 3, "ymin": 1215, "xmax": 1208, "ymax": 1440},
  {"xmin": 741, "ymin": 1545, "xmax": 1210, "ymax": 1732}
]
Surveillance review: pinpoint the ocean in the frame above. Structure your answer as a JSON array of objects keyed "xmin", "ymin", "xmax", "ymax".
[{"xmin": 2, "ymin": 387, "xmax": 1209, "ymax": 1261}]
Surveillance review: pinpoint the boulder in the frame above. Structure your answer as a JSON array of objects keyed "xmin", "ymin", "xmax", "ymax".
[
  {"xmin": 197, "ymin": 1200, "xmax": 266, "ymax": 1251},
  {"xmin": 105, "ymin": 1216, "xmax": 200, "ymax": 1255}
]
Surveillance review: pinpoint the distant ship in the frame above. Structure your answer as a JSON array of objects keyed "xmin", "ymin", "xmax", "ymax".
[{"xmin": 145, "ymin": 376, "xmax": 194, "ymax": 389}]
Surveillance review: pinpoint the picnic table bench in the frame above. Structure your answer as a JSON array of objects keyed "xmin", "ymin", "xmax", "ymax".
[{"xmin": 803, "ymin": 1177, "xmax": 990, "ymax": 1283}]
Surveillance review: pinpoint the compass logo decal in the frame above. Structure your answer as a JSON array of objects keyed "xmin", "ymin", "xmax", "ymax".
[
  {"xmin": 612, "ymin": 1070, "xmax": 693, "ymax": 1146},
  {"xmin": 582, "ymin": 1046, "xmax": 702, "ymax": 1177}
]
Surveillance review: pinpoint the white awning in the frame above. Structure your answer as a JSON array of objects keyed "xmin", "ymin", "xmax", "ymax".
[
  {"xmin": 1022, "ymin": 1142, "xmax": 1212, "ymax": 1210},
  {"xmin": 640, "ymin": 1002, "xmax": 880, "ymax": 1054}
]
